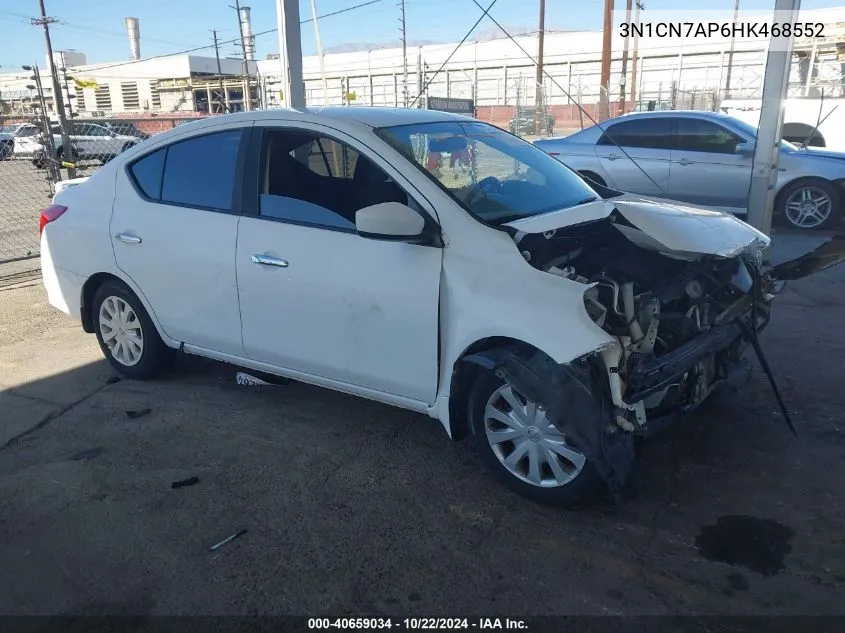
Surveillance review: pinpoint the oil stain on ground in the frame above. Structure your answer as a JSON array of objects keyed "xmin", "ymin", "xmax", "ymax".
[{"xmin": 695, "ymin": 515, "xmax": 796, "ymax": 576}]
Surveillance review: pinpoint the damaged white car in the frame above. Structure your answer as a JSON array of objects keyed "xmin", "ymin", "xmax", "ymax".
[{"xmin": 40, "ymin": 108, "xmax": 845, "ymax": 505}]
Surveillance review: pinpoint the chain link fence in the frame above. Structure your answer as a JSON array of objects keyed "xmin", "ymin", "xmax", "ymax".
[{"xmin": 0, "ymin": 115, "xmax": 205, "ymax": 263}]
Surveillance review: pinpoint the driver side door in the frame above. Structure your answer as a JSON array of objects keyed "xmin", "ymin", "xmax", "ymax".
[{"xmin": 235, "ymin": 123, "xmax": 443, "ymax": 406}]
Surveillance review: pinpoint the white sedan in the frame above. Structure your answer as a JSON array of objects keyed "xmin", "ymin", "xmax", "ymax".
[{"xmin": 40, "ymin": 107, "xmax": 841, "ymax": 505}]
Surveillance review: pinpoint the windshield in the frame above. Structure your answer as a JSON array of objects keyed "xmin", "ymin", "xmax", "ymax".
[
  {"xmin": 376, "ymin": 121, "xmax": 599, "ymax": 224},
  {"xmin": 729, "ymin": 117, "xmax": 798, "ymax": 150}
]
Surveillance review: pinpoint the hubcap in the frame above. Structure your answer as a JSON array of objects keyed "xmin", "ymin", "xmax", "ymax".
[
  {"xmin": 484, "ymin": 385, "xmax": 586, "ymax": 488},
  {"xmin": 785, "ymin": 186, "xmax": 832, "ymax": 229},
  {"xmin": 98, "ymin": 296, "xmax": 144, "ymax": 366}
]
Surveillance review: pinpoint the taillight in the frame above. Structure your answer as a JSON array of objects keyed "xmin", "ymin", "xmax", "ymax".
[{"xmin": 39, "ymin": 204, "xmax": 67, "ymax": 235}]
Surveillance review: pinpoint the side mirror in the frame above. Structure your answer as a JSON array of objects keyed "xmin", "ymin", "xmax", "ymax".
[
  {"xmin": 735, "ymin": 141, "xmax": 755, "ymax": 155},
  {"xmin": 355, "ymin": 202, "xmax": 427, "ymax": 243}
]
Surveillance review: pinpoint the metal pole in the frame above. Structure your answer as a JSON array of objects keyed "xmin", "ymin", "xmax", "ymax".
[
  {"xmin": 34, "ymin": 0, "xmax": 74, "ymax": 178},
  {"xmin": 212, "ymin": 30, "xmax": 228, "ymax": 113},
  {"xmin": 309, "ymin": 0, "xmax": 329, "ymax": 106},
  {"xmin": 400, "ymin": 0, "xmax": 409, "ymax": 107},
  {"xmin": 275, "ymin": 0, "xmax": 305, "ymax": 108},
  {"xmin": 618, "ymin": 0, "xmax": 633, "ymax": 114},
  {"xmin": 803, "ymin": 44, "xmax": 816, "ymax": 96},
  {"xmin": 534, "ymin": 0, "xmax": 546, "ymax": 135},
  {"xmin": 31, "ymin": 64, "xmax": 59, "ymax": 183},
  {"xmin": 232, "ymin": 0, "xmax": 252, "ymax": 110},
  {"xmin": 746, "ymin": 0, "xmax": 801, "ymax": 236},
  {"xmin": 599, "ymin": 0, "xmax": 614, "ymax": 120},
  {"xmin": 630, "ymin": 1, "xmax": 642, "ymax": 107},
  {"xmin": 59, "ymin": 51, "xmax": 73, "ymax": 118},
  {"xmin": 724, "ymin": 0, "xmax": 741, "ymax": 98}
]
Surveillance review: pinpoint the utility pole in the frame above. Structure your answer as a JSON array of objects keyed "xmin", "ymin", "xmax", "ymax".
[
  {"xmin": 630, "ymin": 1, "xmax": 642, "ymax": 106},
  {"xmin": 599, "ymin": 0, "xmax": 614, "ymax": 120},
  {"xmin": 618, "ymin": 0, "xmax": 633, "ymax": 113},
  {"xmin": 24, "ymin": 63, "xmax": 60, "ymax": 183},
  {"xmin": 231, "ymin": 0, "xmax": 252, "ymax": 111},
  {"xmin": 399, "ymin": 0, "xmax": 409, "ymax": 107},
  {"xmin": 309, "ymin": 0, "xmax": 329, "ymax": 106},
  {"xmin": 534, "ymin": 0, "xmax": 546, "ymax": 135},
  {"xmin": 33, "ymin": 0, "xmax": 75, "ymax": 178},
  {"xmin": 211, "ymin": 30, "xmax": 228, "ymax": 113},
  {"xmin": 58, "ymin": 51, "xmax": 74, "ymax": 119},
  {"xmin": 724, "ymin": 0, "xmax": 741, "ymax": 98},
  {"xmin": 746, "ymin": 0, "xmax": 800, "ymax": 237},
  {"xmin": 275, "ymin": 0, "xmax": 305, "ymax": 108}
]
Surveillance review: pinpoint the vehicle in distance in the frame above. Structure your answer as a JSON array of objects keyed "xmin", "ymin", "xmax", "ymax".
[
  {"xmin": 30, "ymin": 122, "xmax": 141, "ymax": 169},
  {"xmin": 39, "ymin": 107, "xmax": 844, "ymax": 505},
  {"xmin": 534, "ymin": 111, "xmax": 845, "ymax": 230},
  {"xmin": 509, "ymin": 107, "xmax": 555, "ymax": 135},
  {"xmin": 97, "ymin": 120, "xmax": 151, "ymax": 140}
]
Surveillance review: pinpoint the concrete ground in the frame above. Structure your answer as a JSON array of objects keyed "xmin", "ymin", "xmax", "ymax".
[{"xmin": 0, "ymin": 232, "xmax": 844, "ymax": 619}]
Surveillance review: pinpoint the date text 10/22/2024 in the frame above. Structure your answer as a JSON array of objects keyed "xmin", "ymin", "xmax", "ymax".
[{"xmin": 307, "ymin": 618, "xmax": 529, "ymax": 630}]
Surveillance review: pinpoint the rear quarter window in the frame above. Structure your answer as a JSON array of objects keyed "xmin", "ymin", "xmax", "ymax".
[{"xmin": 129, "ymin": 148, "xmax": 166, "ymax": 200}]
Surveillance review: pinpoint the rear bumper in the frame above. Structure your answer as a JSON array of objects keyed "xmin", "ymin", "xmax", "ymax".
[{"xmin": 40, "ymin": 234, "xmax": 84, "ymax": 321}]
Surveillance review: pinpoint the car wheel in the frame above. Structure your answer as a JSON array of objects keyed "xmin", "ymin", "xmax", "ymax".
[
  {"xmin": 778, "ymin": 179, "xmax": 842, "ymax": 230},
  {"xmin": 468, "ymin": 368, "xmax": 601, "ymax": 505},
  {"xmin": 92, "ymin": 280, "xmax": 174, "ymax": 379}
]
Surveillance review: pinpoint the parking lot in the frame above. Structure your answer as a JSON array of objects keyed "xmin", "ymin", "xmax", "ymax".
[{"xmin": 1, "ymin": 231, "xmax": 844, "ymax": 619}]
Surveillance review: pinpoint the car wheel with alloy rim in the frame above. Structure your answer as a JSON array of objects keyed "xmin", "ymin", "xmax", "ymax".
[{"xmin": 778, "ymin": 179, "xmax": 842, "ymax": 230}]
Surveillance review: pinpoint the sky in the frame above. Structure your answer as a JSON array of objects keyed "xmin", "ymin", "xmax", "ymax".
[{"xmin": 1, "ymin": 0, "xmax": 843, "ymax": 70}]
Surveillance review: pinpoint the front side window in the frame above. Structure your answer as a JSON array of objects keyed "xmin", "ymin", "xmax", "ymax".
[
  {"xmin": 377, "ymin": 121, "xmax": 598, "ymax": 224},
  {"xmin": 597, "ymin": 118, "xmax": 670, "ymax": 150},
  {"xmin": 673, "ymin": 118, "xmax": 743, "ymax": 154},
  {"xmin": 259, "ymin": 130, "xmax": 409, "ymax": 231},
  {"xmin": 161, "ymin": 130, "xmax": 242, "ymax": 210}
]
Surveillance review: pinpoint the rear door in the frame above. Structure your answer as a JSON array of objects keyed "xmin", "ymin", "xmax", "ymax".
[
  {"xmin": 592, "ymin": 117, "xmax": 671, "ymax": 197},
  {"xmin": 110, "ymin": 123, "xmax": 250, "ymax": 355},
  {"xmin": 667, "ymin": 117, "xmax": 752, "ymax": 209}
]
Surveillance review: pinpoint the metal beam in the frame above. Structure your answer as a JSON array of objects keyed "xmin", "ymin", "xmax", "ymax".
[
  {"xmin": 275, "ymin": 0, "xmax": 305, "ymax": 108},
  {"xmin": 746, "ymin": 0, "xmax": 801, "ymax": 236}
]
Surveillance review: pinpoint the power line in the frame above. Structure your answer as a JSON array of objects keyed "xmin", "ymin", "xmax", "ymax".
[
  {"xmin": 64, "ymin": 0, "xmax": 386, "ymax": 76},
  {"xmin": 409, "ymin": 0, "xmax": 498, "ymax": 107},
  {"xmin": 466, "ymin": 0, "xmax": 664, "ymax": 193}
]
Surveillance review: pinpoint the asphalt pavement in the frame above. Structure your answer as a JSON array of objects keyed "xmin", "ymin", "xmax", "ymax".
[{"xmin": 0, "ymin": 232, "xmax": 844, "ymax": 619}]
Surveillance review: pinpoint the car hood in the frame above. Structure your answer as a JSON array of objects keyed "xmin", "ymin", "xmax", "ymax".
[
  {"xmin": 790, "ymin": 147, "xmax": 845, "ymax": 162},
  {"xmin": 504, "ymin": 193, "xmax": 770, "ymax": 259}
]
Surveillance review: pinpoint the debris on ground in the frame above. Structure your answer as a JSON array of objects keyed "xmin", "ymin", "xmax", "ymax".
[
  {"xmin": 171, "ymin": 476, "xmax": 199, "ymax": 489},
  {"xmin": 209, "ymin": 529, "xmax": 247, "ymax": 551},
  {"xmin": 105, "ymin": 376, "xmax": 121, "ymax": 385},
  {"xmin": 235, "ymin": 371, "xmax": 290, "ymax": 386},
  {"xmin": 125, "ymin": 408, "xmax": 152, "ymax": 419}
]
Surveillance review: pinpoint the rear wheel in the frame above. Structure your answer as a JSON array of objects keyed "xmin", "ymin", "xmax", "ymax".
[
  {"xmin": 92, "ymin": 280, "xmax": 173, "ymax": 379},
  {"xmin": 469, "ymin": 368, "xmax": 601, "ymax": 505}
]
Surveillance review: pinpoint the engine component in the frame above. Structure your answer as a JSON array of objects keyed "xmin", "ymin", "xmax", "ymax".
[{"xmin": 622, "ymin": 282, "xmax": 644, "ymax": 344}]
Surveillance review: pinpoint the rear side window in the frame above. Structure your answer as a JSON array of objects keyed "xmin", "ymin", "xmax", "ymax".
[
  {"xmin": 129, "ymin": 148, "xmax": 166, "ymax": 199},
  {"xmin": 673, "ymin": 118, "xmax": 743, "ymax": 154},
  {"xmin": 598, "ymin": 118, "xmax": 669, "ymax": 150},
  {"xmin": 161, "ymin": 130, "xmax": 242, "ymax": 210}
]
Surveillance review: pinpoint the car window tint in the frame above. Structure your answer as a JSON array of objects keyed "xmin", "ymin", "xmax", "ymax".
[
  {"xmin": 160, "ymin": 130, "xmax": 242, "ymax": 210},
  {"xmin": 259, "ymin": 130, "xmax": 408, "ymax": 231},
  {"xmin": 598, "ymin": 118, "xmax": 669, "ymax": 150},
  {"xmin": 129, "ymin": 148, "xmax": 166, "ymax": 199},
  {"xmin": 674, "ymin": 118, "xmax": 742, "ymax": 154}
]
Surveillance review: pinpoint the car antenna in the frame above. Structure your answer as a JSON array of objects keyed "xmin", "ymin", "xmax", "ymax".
[{"xmin": 799, "ymin": 89, "xmax": 838, "ymax": 149}]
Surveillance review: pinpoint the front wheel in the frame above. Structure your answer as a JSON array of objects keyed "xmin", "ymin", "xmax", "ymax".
[
  {"xmin": 92, "ymin": 280, "xmax": 174, "ymax": 379},
  {"xmin": 778, "ymin": 179, "xmax": 842, "ymax": 230},
  {"xmin": 468, "ymin": 369, "xmax": 601, "ymax": 505}
]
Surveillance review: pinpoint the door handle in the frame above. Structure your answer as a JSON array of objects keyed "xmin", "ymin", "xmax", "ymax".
[
  {"xmin": 606, "ymin": 153, "xmax": 622, "ymax": 161},
  {"xmin": 676, "ymin": 157, "xmax": 692, "ymax": 166},
  {"xmin": 115, "ymin": 232, "xmax": 142, "ymax": 244},
  {"xmin": 251, "ymin": 254, "xmax": 289, "ymax": 268}
]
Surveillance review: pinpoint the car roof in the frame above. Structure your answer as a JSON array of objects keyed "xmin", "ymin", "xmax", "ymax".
[
  {"xmin": 191, "ymin": 106, "xmax": 475, "ymax": 130},
  {"xmin": 611, "ymin": 110, "xmax": 735, "ymax": 122}
]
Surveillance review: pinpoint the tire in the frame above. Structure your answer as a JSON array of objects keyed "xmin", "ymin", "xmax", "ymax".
[
  {"xmin": 92, "ymin": 280, "xmax": 174, "ymax": 379},
  {"xmin": 579, "ymin": 171, "xmax": 606, "ymax": 188},
  {"xmin": 468, "ymin": 368, "xmax": 602, "ymax": 506},
  {"xmin": 777, "ymin": 178, "xmax": 842, "ymax": 230}
]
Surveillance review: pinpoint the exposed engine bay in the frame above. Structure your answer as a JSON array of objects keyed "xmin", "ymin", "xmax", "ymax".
[{"xmin": 513, "ymin": 211, "xmax": 773, "ymax": 430}]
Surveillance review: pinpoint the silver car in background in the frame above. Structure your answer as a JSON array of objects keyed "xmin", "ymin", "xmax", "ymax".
[{"xmin": 534, "ymin": 111, "xmax": 845, "ymax": 230}]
